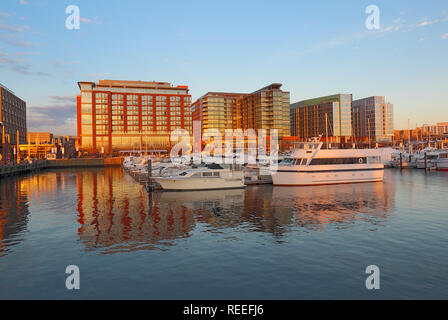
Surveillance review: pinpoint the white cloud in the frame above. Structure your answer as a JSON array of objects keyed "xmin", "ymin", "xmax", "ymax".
[
  {"xmin": 441, "ymin": 33, "xmax": 448, "ymax": 40},
  {"xmin": 19, "ymin": 0, "xmax": 29, "ymax": 5},
  {"xmin": 0, "ymin": 23, "xmax": 30, "ymax": 32},
  {"xmin": 80, "ymin": 16, "xmax": 102, "ymax": 25},
  {"xmin": 418, "ymin": 18, "xmax": 441, "ymax": 27}
]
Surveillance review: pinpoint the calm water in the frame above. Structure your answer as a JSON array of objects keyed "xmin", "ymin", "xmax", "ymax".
[{"xmin": 0, "ymin": 167, "xmax": 447, "ymax": 299}]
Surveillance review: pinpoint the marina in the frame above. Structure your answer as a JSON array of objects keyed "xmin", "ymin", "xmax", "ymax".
[{"xmin": 119, "ymin": 142, "xmax": 448, "ymax": 191}]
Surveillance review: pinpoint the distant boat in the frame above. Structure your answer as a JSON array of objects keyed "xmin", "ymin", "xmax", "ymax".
[
  {"xmin": 153, "ymin": 164, "xmax": 245, "ymax": 191},
  {"xmin": 272, "ymin": 142, "xmax": 384, "ymax": 186},
  {"xmin": 435, "ymin": 151, "xmax": 448, "ymax": 171},
  {"xmin": 415, "ymin": 150, "xmax": 439, "ymax": 169},
  {"xmin": 390, "ymin": 152, "xmax": 414, "ymax": 169}
]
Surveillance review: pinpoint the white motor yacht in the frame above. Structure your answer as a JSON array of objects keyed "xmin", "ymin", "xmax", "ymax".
[
  {"xmin": 435, "ymin": 151, "xmax": 448, "ymax": 171},
  {"xmin": 272, "ymin": 142, "xmax": 384, "ymax": 186},
  {"xmin": 153, "ymin": 164, "xmax": 245, "ymax": 191},
  {"xmin": 415, "ymin": 150, "xmax": 439, "ymax": 169}
]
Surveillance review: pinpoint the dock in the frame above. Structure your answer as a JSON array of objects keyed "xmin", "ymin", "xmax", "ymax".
[{"xmin": 122, "ymin": 166, "xmax": 162, "ymax": 191}]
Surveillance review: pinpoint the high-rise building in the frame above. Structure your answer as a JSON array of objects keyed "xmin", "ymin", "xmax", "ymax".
[
  {"xmin": 352, "ymin": 96, "xmax": 394, "ymax": 143},
  {"xmin": 192, "ymin": 92, "xmax": 246, "ymax": 135},
  {"xmin": 192, "ymin": 84, "xmax": 290, "ymax": 141},
  {"xmin": 233, "ymin": 84, "xmax": 290, "ymax": 139},
  {"xmin": 0, "ymin": 83, "xmax": 27, "ymax": 145},
  {"xmin": 77, "ymin": 80, "xmax": 192, "ymax": 154},
  {"xmin": 290, "ymin": 94, "xmax": 352, "ymax": 143}
]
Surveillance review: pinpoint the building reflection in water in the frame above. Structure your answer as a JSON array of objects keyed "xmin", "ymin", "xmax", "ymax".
[
  {"xmin": 77, "ymin": 168, "xmax": 198, "ymax": 253},
  {"xmin": 0, "ymin": 168, "xmax": 396, "ymax": 255},
  {"xmin": 269, "ymin": 180, "xmax": 395, "ymax": 232},
  {"xmin": 76, "ymin": 168, "xmax": 395, "ymax": 253},
  {"xmin": 0, "ymin": 176, "xmax": 30, "ymax": 257}
]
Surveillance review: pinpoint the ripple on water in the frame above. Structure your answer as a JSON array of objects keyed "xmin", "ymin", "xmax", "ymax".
[{"xmin": 0, "ymin": 168, "xmax": 447, "ymax": 299}]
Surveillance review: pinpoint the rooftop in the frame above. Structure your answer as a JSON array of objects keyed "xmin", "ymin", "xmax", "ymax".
[
  {"xmin": 0, "ymin": 82, "xmax": 15, "ymax": 95},
  {"xmin": 78, "ymin": 79, "xmax": 189, "ymax": 91}
]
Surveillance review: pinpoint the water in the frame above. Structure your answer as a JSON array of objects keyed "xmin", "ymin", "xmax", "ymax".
[{"xmin": 0, "ymin": 168, "xmax": 447, "ymax": 299}]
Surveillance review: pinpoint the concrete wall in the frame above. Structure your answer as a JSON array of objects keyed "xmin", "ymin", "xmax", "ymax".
[
  {"xmin": 0, "ymin": 157, "xmax": 122, "ymax": 177},
  {"xmin": 46, "ymin": 157, "xmax": 122, "ymax": 168}
]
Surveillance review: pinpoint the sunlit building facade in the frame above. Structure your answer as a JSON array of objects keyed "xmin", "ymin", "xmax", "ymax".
[
  {"xmin": 192, "ymin": 84, "xmax": 290, "ymax": 142},
  {"xmin": 192, "ymin": 92, "xmax": 246, "ymax": 135},
  {"xmin": 233, "ymin": 84, "xmax": 291, "ymax": 139},
  {"xmin": 77, "ymin": 80, "xmax": 192, "ymax": 154},
  {"xmin": 28, "ymin": 132, "xmax": 53, "ymax": 144},
  {"xmin": 352, "ymin": 96, "xmax": 394, "ymax": 143},
  {"xmin": 290, "ymin": 94, "xmax": 352, "ymax": 143},
  {"xmin": 0, "ymin": 83, "xmax": 27, "ymax": 145}
]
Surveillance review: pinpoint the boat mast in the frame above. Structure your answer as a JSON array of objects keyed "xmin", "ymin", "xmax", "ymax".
[
  {"xmin": 368, "ymin": 118, "xmax": 371, "ymax": 149},
  {"xmin": 325, "ymin": 113, "xmax": 328, "ymax": 149},
  {"xmin": 408, "ymin": 119, "xmax": 411, "ymax": 152}
]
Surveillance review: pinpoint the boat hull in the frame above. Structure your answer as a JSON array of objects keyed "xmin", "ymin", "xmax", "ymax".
[
  {"xmin": 272, "ymin": 168, "xmax": 384, "ymax": 186},
  {"xmin": 154, "ymin": 177, "xmax": 245, "ymax": 191},
  {"xmin": 436, "ymin": 159, "xmax": 448, "ymax": 171}
]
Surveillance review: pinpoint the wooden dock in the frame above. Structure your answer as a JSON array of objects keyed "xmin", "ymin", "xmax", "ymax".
[{"xmin": 123, "ymin": 167, "xmax": 162, "ymax": 191}]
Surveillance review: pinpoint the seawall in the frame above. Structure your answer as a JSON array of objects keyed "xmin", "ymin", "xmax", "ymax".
[{"xmin": 0, "ymin": 157, "xmax": 123, "ymax": 178}]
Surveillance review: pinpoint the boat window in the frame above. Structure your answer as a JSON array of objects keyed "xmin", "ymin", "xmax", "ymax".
[
  {"xmin": 310, "ymin": 157, "xmax": 368, "ymax": 165},
  {"xmin": 213, "ymin": 172, "xmax": 220, "ymax": 177},
  {"xmin": 202, "ymin": 172, "xmax": 213, "ymax": 177},
  {"xmin": 367, "ymin": 156, "xmax": 381, "ymax": 164},
  {"xmin": 280, "ymin": 158, "xmax": 293, "ymax": 165},
  {"xmin": 440, "ymin": 154, "xmax": 448, "ymax": 159},
  {"xmin": 179, "ymin": 172, "xmax": 188, "ymax": 176}
]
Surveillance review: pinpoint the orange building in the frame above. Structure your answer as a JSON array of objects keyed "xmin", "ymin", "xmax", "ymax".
[{"xmin": 77, "ymin": 80, "xmax": 192, "ymax": 154}]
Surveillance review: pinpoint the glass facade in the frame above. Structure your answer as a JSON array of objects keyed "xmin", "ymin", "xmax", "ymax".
[
  {"xmin": 77, "ymin": 80, "xmax": 192, "ymax": 154},
  {"xmin": 0, "ymin": 85, "xmax": 27, "ymax": 146},
  {"xmin": 290, "ymin": 94, "xmax": 352, "ymax": 143},
  {"xmin": 234, "ymin": 84, "xmax": 290, "ymax": 139},
  {"xmin": 192, "ymin": 84, "xmax": 291, "ymax": 149},
  {"xmin": 352, "ymin": 96, "xmax": 394, "ymax": 143},
  {"xmin": 192, "ymin": 92, "xmax": 243, "ymax": 136}
]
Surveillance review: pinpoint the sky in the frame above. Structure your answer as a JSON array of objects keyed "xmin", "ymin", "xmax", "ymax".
[{"xmin": 0, "ymin": 0, "xmax": 447, "ymax": 135}]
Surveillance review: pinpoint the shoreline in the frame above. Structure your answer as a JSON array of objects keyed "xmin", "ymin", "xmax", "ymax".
[{"xmin": 0, "ymin": 157, "xmax": 122, "ymax": 178}]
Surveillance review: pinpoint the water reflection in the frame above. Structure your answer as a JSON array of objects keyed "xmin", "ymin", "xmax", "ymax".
[
  {"xmin": 0, "ymin": 168, "xmax": 396, "ymax": 255},
  {"xmin": 0, "ymin": 176, "xmax": 30, "ymax": 257},
  {"xmin": 75, "ymin": 168, "xmax": 395, "ymax": 252},
  {"xmin": 270, "ymin": 181, "xmax": 395, "ymax": 231}
]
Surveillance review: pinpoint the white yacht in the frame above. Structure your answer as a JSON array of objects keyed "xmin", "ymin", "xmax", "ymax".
[
  {"xmin": 272, "ymin": 142, "xmax": 384, "ymax": 186},
  {"xmin": 390, "ymin": 152, "xmax": 414, "ymax": 169},
  {"xmin": 415, "ymin": 150, "xmax": 439, "ymax": 169},
  {"xmin": 435, "ymin": 151, "xmax": 448, "ymax": 171},
  {"xmin": 153, "ymin": 164, "xmax": 245, "ymax": 191},
  {"xmin": 122, "ymin": 156, "xmax": 135, "ymax": 169}
]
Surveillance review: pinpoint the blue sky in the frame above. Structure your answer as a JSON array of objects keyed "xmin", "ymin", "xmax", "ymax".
[{"xmin": 1, "ymin": 0, "xmax": 447, "ymax": 135}]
